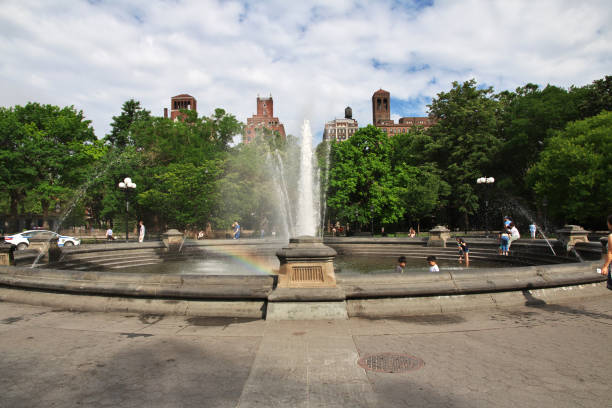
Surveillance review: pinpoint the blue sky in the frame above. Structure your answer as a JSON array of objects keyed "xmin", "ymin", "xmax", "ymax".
[{"xmin": 1, "ymin": 0, "xmax": 611, "ymax": 143}]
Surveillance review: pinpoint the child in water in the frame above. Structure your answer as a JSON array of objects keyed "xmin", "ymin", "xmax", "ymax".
[
  {"xmin": 396, "ymin": 256, "xmax": 407, "ymax": 273},
  {"xmin": 427, "ymin": 255, "xmax": 439, "ymax": 272},
  {"xmin": 456, "ymin": 237, "xmax": 469, "ymax": 267}
]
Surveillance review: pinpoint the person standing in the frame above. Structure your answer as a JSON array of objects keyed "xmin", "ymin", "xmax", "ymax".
[
  {"xmin": 233, "ymin": 221, "xmax": 241, "ymax": 239},
  {"xmin": 138, "ymin": 221, "xmax": 145, "ymax": 243},
  {"xmin": 529, "ymin": 223, "xmax": 537, "ymax": 239},
  {"xmin": 456, "ymin": 237, "xmax": 470, "ymax": 267},
  {"xmin": 106, "ymin": 227, "xmax": 114, "ymax": 241},
  {"xmin": 500, "ymin": 230, "xmax": 510, "ymax": 256},
  {"xmin": 600, "ymin": 215, "xmax": 612, "ymax": 289}
]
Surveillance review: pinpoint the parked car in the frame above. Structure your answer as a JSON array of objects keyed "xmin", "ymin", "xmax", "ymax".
[{"xmin": 4, "ymin": 230, "xmax": 81, "ymax": 250}]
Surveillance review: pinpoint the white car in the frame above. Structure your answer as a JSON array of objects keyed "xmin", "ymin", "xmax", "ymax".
[{"xmin": 4, "ymin": 230, "xmax": 81, "ymax": 250}]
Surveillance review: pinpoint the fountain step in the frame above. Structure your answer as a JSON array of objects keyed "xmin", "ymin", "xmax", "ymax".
[
  {"xmin": 109, "ymin": 261, "xmax": 163, "ymax": 269},
  {"xmin": 63, "ymin": 250, "xmax": 160, "ymax": 261},
  {"xmin": 52, "ymin": 253, "xmax": 164, "ymax": 270},
  {"xmin": 93, "ymin": 257, "xmax": 163, "ymax": 267}
]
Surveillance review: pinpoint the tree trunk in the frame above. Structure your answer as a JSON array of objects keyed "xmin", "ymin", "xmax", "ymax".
[
  {"xmin": 41, "ymin": 200, "xmax": 50, "ymax": 229},
  {"xmin": 9, "ymin": 192, "xmax": 20, "ymax": 232}
]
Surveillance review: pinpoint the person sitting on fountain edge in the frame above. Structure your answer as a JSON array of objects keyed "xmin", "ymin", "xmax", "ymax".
[
  {"xmin": 396, "ymin": 256, "xmax": 407, "ymax": 273},
  {"xmin": 427, "ymin": 256, "xmax": 439, "ymax": 272}
]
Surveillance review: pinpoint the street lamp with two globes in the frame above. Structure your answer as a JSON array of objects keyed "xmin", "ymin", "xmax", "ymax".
[{"xmin": 118, "ymin": 177, "xmax": 136, "ymax": 242}]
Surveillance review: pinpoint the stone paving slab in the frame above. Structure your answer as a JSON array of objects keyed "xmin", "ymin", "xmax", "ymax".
[{"xmin": 1, "ymin": 293, "xmax": 611, "ymax": 407}]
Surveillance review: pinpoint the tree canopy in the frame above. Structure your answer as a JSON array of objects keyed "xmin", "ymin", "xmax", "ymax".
[{"xmin": 527, "ymin": 110, "xmax": 612, "ymax": 226}]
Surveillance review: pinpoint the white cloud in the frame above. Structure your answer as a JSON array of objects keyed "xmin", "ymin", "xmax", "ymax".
[{"xmin": 1, "ymin": 0, "xmax": 610, "ymax": 142}]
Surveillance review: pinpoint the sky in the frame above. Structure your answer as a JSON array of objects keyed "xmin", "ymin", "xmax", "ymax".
[{"xmin": 1, "ymin": 0, "xmax": 611, "ymax": 143}]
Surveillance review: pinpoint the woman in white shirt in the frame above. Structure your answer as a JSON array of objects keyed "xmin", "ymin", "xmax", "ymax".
[{"xmin": 508, "ymin": 222, "xmax": 520, "ymax": 248}]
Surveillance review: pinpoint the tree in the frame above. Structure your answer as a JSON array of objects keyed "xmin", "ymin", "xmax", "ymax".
[
  {"xmin": 137, "ymin": 161, "xmax": 221, "ymax": 230},
  {"xmin": 495, "ymin": 83, "xmax": 581, "ymax": 195},
  {"xmin": 573, "ymin": 75, "xmax": 612, "ymax": 119},
  {"xmin": 94, "ymin": 105, "xmax": 245, "ymax": 233},
  {"xmin": 395, "ymin": 163, "xmax": 449, "ymax": 227},
  {"xmin": 527, "ymin": 110, "xmax": 612, "ymax": 227},
  {"xmin": 106, "ymin": 99, "xmax": 151, "ymax": 147},
  {"xmin": 426, "ymin": 79, "xmax": 502, "ymax": 229},
  {"xmin": 328, "ymin": 126, "xmax": 404, "ymax": 226},
  {"xmin": 205, "ymin": 108, "xmax": 244, "ymax": 149},
  {"xmin": 0, "ymin": 103, "xmax": 101, "ymax": 230}
]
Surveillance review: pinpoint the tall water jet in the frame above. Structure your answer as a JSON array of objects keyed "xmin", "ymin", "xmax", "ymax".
[{"xmin": 295, "ymin": 120, "xmax": 318, "ymax": 236}]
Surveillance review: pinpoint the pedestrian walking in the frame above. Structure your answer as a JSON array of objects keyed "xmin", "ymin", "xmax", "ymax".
[
  {"xmin": 232, "ymin": 221, "xmax": 241, "ymax": 239},
  {"xmin": 138, "ymin": 221, "xmax": 145, "ymax": 243}
]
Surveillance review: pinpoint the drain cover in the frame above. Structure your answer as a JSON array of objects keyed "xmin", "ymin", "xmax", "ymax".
[{"xmin": 357, "ymin": 353, "xmax": 425, "ymax": 373}]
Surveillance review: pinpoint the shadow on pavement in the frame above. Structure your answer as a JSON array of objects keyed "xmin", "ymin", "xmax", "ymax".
[{"xmin": 522, "ymin": 289, "xmax": 612, "ymax": 320}]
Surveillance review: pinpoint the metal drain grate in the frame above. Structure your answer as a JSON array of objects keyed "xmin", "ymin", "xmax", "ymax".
[{"xmin": 358, "ymin": 353, "xmax": 425, "ymax": 373}]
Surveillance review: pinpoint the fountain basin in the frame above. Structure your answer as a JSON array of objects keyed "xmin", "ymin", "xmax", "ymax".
[{"xmin": 0, "ymin": 237, "xmax": 606, "ymax": 319}]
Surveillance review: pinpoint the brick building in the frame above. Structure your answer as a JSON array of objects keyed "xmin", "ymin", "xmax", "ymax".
[
  {"xmin": 323, "ymin": 107, "xmax": 359, "ymax": 142},
  {"xmin": 243, "ymin": 95, "xmax": 286, "ymax": 144},
  {"xmin": 164, "ymin": 94, "xmax": 197, "ymax": 121},
  {"xmin": 372, "ymin": 89, "xmax": 435, "ymax": 135}
]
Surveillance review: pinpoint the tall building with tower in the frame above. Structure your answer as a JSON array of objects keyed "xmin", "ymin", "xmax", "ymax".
[
  {"xmin": 164, "ymin": 94, "xmax": 197, "ymax": 121},
  {"xmin": 371, "ymin": 89, "xmax": 435, "ymax": 135},
  {"xmin": 323, "ymin": 107, "xmax": 359, "ymax": 142},
  {"xmin": 243, "ymin": 95, "xmax": 286, "ymax": 144}
]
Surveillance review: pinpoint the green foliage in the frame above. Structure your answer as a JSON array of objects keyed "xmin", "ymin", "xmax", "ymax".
[
  {"xmin": 0, "ymin": 102, "xmax": 101, "ymax": 228},
  {"xmin": 138, "ymin": 161, "xmax": 221, "ymax": 230},
  {"xmin": 573, "ymin": 75, "xmax": 612, "ymax": 119},
  {"xmin": 426, "ymin": 79, "xmax": 502, "ymax": 223},
  {"xmin": 527, "ymin": 110, "xmax": 612, "ymax": 225},
  {"xmin": 327, "ymin": 125, "xmax": 447, "ymax": 226},
  {"xmin": 106, "ymin": 99, "xmax": 151, "ymax": 147},
  {"xmin": 495, "ymin": 83, "xmax": 581, "ymax": 194},
  {"xmin": 93, "ymin": 104, "xmax": 244, "ymax": 231}
]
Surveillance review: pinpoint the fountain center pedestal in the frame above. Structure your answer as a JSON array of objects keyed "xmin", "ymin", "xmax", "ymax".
[{"xmin": 276, "ymin": 236, "xmax": 337, "ymax": 288}]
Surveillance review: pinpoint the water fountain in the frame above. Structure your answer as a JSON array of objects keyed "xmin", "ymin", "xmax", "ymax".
[
  {"xmin": 0, "ymin": 120, "xmax": 607, "ymax": 319},
  {"xmin": 295, "ymin": 120, "xmax": 318, "ymax": 237}
]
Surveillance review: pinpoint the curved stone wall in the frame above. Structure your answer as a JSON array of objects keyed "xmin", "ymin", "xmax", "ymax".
[{"xmin": 0, "ymin": 237, "xmax": 606, "ymax": 318}]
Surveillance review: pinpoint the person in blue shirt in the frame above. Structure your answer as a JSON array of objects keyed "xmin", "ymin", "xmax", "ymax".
[
  {"xmin": 529, "ymin": 223, "xmax": 536, "ymax": 239},
  {"xmin": 232, "ymin": 221, "xmax": 241, "ymax": 239},
  {"xmin": 503, "ymin": 216, "xmax": 512, "ymax": 228}
]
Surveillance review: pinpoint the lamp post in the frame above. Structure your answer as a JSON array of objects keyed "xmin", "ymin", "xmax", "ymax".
[
  {"xmin": 118, "ymin": 177, "xmax": 136, "ymax": 242},
  {"xmin": 476, "ymin": 177, "xmax": 495, "ymax": 237}
]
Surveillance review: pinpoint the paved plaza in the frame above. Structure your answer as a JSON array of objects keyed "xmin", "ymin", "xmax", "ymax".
[{"xmin": 1, "ymin": 291, "xmax": 611, "ymax": 408}]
